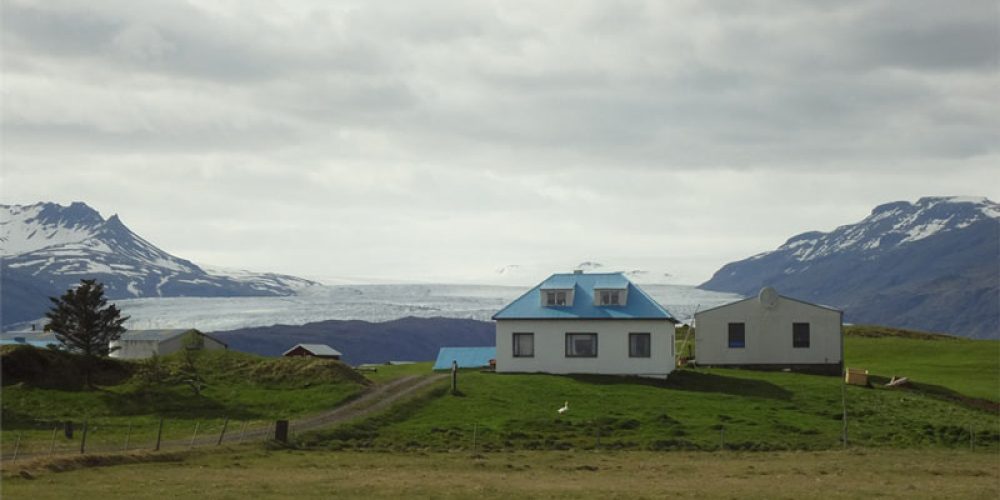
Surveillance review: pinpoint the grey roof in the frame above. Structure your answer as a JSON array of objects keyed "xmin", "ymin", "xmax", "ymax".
[
  {"xmin": 694, "ymin": 291, "xmax": 843, "ymax": 317},
  {"xmin": 118, "ymin": 329, "xmax": 198, "ymax": 341},
  {"xmin": 283, "ymin": 343, "xmax": 342, "ymax": 356}
]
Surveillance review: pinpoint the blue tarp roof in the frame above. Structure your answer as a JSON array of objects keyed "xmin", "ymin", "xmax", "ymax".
[
  {"xmin": 493, "ymin": 272, "xmax": 677, "ymax": 321},
  {"xmin": 433, "ymin": 347, "xmax": 496, "ymax": 370}
]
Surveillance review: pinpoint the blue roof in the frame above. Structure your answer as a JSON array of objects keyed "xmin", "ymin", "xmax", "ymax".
[
  {"xmin": 433, "ymin": 347, "xmax": 496, "ymax": 370},
  {"xmin": 492, "ymin": 272, "xmax": 677, "ymax": 321}
]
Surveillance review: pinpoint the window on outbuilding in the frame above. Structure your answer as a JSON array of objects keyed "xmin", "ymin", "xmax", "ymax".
[
  {"xmin": 513, "ymin": 333, "xmax": 534, "ymax": 357},
  {"xmin": 629, "ymin": 333, "xmax": 651, "ymax": 357},
  {"xmin": 600, "ymin": 290, "xmax": 622, "ymax": 305},
  {"xmin": 565, "ymin": 333, "xmax": 598, "ymax": 357},
  {"xmin": 793, "ymin": 322, "xmax": 810, "ymax": 348},
  {"xmin": 728, "ymin": 323, "xmax": 746, "ymax": 348}
]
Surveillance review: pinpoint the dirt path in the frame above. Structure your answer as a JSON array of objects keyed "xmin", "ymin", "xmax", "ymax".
[{"xmin": 186, "ymin": 373, "xmax": 447, "ymax": 447}]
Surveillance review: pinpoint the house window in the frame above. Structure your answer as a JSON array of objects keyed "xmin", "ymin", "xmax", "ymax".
[
  {"xmin": 513, "ymin": 333, "xmax": 534, "ymax": 357},
  {"xmin": 629, "ymin": 333, "xmax": 651, "ymax": 358},
  {"xmin": 728, "ymin": 323, "xmax": 746, "ymax": 348},
  {"xmin": 545, "ymin": 290, "xmax": 568, "ymax": 306},
  {"xmin": 565, "ymin": 333, "xmax": 597, "ymax": 357},
  {"xmin": 793, "ymin": 323, "xmax": 810, "ymax": 348},
  {"xmin": 600, "ymin": 290, "xmax": 622, "ymax": 305}
]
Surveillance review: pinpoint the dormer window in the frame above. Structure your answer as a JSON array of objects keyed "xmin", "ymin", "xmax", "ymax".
[
  {"xmin": 594, "ymin": 288, "xmax": 628, "ymax": 306},
  {"xmin": 542, "ymin": 289, "xmax": 573, "ymax": 307}
]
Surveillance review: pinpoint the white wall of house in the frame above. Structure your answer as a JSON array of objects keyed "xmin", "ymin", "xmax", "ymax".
[
  {"xmin": 111, "ymin": 339, "xmax": 161, "ymax": 359},
  {"xmin": 111, "ymin": 332, "xmax": 227, "ymax": 359},
  {"xmin": 495, "ymin": 319, "xmax": 675, "ymax": 378},
  {"xmin": 694, "ymin": 295, "xmax": 842, "ymax": 367}
]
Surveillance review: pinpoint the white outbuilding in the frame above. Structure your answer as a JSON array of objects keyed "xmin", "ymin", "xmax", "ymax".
[
  {"xmin": 109, "ymin": 329, "xmax": 227, "ymax": 359},
  {"xmin": 492, "ymin": 271, "xmax": 679, "ymax": 378},
  {"xmin": 693, "ymin": 287, "xmax": 843, "ymax": 375}
]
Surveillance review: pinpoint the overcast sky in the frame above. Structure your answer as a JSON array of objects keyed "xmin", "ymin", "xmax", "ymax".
[{"xmin": 2, "ymin": 0, "xmax": 998, "ymax": 285}]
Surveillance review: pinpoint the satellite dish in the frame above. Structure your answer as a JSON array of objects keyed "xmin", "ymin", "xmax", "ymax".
[{"xmin": 758, "ymin": 287, "xmax": 779, "ymax": 309}]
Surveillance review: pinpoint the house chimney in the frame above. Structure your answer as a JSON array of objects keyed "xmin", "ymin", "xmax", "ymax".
[
  {"xmin": 31, "ymin": 324, "xmax": 36, "ymax": 331},
  {"xmin": 573, "ymin": 269, "xmax": 583, "ymax": 274}
]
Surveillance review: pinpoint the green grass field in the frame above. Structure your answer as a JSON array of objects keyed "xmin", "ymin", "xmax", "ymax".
[
  {"xmin": 302, "ymin": 366, "xmax": 998, "ymax": 452},
  {"xmin": 4, "ymin": 448, "xmax": 997, "ymax": 499},
  {"xmin": 844, "ymin": 325, "xmax": 999, "ymax": 401},
  {"xmin": 1, "ymin": 347, "xmax": 369, "ymax": 456}
]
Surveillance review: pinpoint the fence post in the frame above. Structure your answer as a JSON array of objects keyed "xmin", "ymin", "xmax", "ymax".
[
  {"xmin": 970, "ymin": 424, "xmax": 974, "ymax": 451},
  {"xmin": 190, "ymin": 422, "xmax": 200, "ymax": 448},
  {"xmin": 12, "ymin": 432, "xmax": 22, "ymax": 463},
  {"xmin": 217, "ymin": 418, "xmax": 230, "ymax": 446},
  {"xmin": 841, "ymin": 381, "xmax": 848, "ymax": 448},
  {"xmin": 595, "ymin": 427, "xmax": 601, "ymax": 450},
  {"xmin": 49, "ymin": 426, "xmax": 59, "ymax": 455},
  {"xmin": 472, "ymin": 423, "xmax": 478, "ymax": 452},
  {"xmin": 124, "ymin": 421, "xmax": 133, "ymax": 452},
  {"xmin": 155, "ymin": 417, "xmax": 164, "ymax": 451},
  {"xmin": 275, "ymin": 420, "xmax": 289, "ymax": 443},
  {"xmin": 451, "ymin": 361, "xmax": 458, "ymax": 394},
  {"xmin": 80, "ymin": 421, "xmax": 89, "ymax": 454},
  {"xmin": 720, "ymin": 426, "xmax": 725, "ymax": 450},
  {"xmin": 238, "ymin": 422, "xmax": 247, "ymax": 444}
]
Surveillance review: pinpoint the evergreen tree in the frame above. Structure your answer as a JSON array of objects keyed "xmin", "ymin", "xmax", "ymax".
[{"xmin": 45, "ymin": 279, "xmax": 129, "ymax": 357}]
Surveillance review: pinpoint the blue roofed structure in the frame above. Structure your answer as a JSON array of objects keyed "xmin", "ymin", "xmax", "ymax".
[
  {"xmin": 433, "ymin": 346, "xmax": 497, "ymax": 370},
  {"xmin": 492, "ymin": 272, "xmax": 678, "ymax": 322}
]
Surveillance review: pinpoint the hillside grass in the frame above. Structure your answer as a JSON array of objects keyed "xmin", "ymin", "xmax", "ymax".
[
  {"xmin": 361, "ymin": 362, "xmax": 435, "ymax": 384},
  {"xmin": 4, "ymin": 448, "xmax": 998, "ymax": 499},
  {"xmin": 1, "ymin": 346, "xmax": 369, "ymax": 456},
  {"xmin": 844, "ymin": 325, "xmax": 999, "ymax": 402},
  {"xmin": 300, "ymin": 367, "xmax": 999, "ymax": 452}
]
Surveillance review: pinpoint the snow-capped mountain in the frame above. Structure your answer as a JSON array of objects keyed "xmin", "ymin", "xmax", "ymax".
[
  {"xmin": 700, "ymin": 196, "xmax": 999, "ymax": 339},
  {"xmin": 1, "ymin": 202, "xmax": 317, "ymax": 327}
]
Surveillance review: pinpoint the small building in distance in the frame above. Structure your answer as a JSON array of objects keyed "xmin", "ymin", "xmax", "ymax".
[
  {"xmin": 282, "ymin": 343, "xmax": 343, "ymax": 360},
  {"xmin": 110, "ymin": 329, "xmax": 227, "ymax": 359},
  {"xmin": 693, "ymin": 287, "xmax": 843, "ymax": 375},
  {"xmin": 493, "ymin": 271, "xmax": 679, "ymax": 378},
  {"xmin": 0, "ymin": 333, "xmax": 61, "ymax": 349},
  {"xmin": 432, "ymin": 346, "xmax": 496, "ymax": 370}
]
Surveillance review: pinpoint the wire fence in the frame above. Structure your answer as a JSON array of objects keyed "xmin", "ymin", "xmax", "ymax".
[{"xmin": 0, "ymin": 417, "xmax": 293, "ymax": 463}]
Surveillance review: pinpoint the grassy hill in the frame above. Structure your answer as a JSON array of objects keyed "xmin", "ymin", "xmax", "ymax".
[{"xmin": 1, "ymin": 346, "xmax": 369, "ymax": 456}]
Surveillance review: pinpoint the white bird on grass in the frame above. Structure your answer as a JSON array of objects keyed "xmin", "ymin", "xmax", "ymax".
[{"xmin": 557, "ymin": 401, "xmax": 569, "ymax": 414}]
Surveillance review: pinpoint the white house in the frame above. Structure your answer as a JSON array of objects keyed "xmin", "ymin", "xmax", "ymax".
[
  {"xmin": 109, "ymin": 329, "xmax": 227, "ymax": 359},
  {"xmin": 493, "ymin": 271, "xmax": 679, "ymax": 378},
  {"xmin": 693, "ymin": 287, "xmax": 843, "ymax": 375}
]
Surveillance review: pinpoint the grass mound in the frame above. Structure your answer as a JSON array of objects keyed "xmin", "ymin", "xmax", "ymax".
[
  {"xmin": 162, "ymin": 350, "xmax": 370, "ymax": 387},
  {"xmin": 1, "ymin": 345, "xmax": 133, "ymax": 390},
  {"xmin": 845, "ymin": 325, "xmax": 958, "ymax": 341}
]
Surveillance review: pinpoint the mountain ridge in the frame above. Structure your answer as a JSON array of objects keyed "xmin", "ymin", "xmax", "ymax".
[
  {"xmin": 1, "ymin": 202, "xmax": 318, "ymax": 327},
  {"xmin": 700, "ymin": 196, "xmax": 999, "ymax": 339}
]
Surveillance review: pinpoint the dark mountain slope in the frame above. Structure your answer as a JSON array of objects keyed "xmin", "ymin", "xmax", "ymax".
[
  {"xmin": 212, "ymin": 316, "xmax": 495, "ymax": 365},
  {"xmin": 701, "ymin": 197, "xmax": 999, "ymax": 339}
]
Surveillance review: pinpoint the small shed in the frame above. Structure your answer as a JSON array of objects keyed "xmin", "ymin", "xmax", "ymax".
[
  {"xmin": 433, "ymin": 347, "xmax": 496, "ymax": 371},
  {"xmin": 109, "ymin": 329, "xmax": 227, "ymax": 359},
  {"xmin": 283, "ymin": 343, "xmax": 343, "ymax": 360}
]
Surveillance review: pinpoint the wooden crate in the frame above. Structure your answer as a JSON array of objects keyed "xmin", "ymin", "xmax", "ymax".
[{"xmin": 844, "ymin": 368, "xmax": 869, "ymax": 386}]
